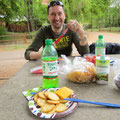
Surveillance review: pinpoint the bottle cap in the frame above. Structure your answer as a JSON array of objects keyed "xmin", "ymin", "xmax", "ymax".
[
  {"xmin": 98, "ymin": 35, "xmax": 103, "ymax": 39},
  {"xmin": 45, "ymin": 39, "xmax": 53, "ymax": 45}
]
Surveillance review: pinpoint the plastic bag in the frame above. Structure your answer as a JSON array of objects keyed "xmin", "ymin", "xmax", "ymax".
[
  {"xmin": 113, "ymin": 59, "xmax": 120, "ymax": 89},
  {"xmin": 30, "ymin": 66, "xmax": 43, "ymax": 74},
  {"xmin": 59, "ymin": 55, "xmax": 96, "ymax": 83}
]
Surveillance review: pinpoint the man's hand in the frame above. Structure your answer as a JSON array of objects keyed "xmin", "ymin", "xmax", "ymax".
[
  {"xmin": 67, "ymin": 20, "xmax": 85, "ymax": 39},
  {"xmin": 67, "ymin": 20, "xmax": 87, "ymax": 46}
]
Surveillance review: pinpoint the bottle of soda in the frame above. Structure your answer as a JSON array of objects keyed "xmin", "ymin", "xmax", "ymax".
[
  {"xmin": 41, "ymin": 39, "xmax": 58, "ymax": 88},
  {"xmin": 95, "ymin": 35, "xmax": 106, "ymax": 56}
]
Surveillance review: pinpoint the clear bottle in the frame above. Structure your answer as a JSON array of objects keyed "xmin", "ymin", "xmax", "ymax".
[
  {"xmin": 96, "ymin": 56, "xmax": 110, "ymax": 85},
  {"xmin": 95, "ymin": 35, "xmax": 106, "ymax": 56},
  {"xmin": 41, "ymin": 39, "xmax": 58, "ymax": 88}
]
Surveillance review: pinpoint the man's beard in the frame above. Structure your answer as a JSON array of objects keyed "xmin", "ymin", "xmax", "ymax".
[
  {"xmin": 53, "ymin": 20, "xmax": 62, "ymax": 29},
  {"xmin": 54, "ymin": 25, "xmax": 61, "ymax": 29}
]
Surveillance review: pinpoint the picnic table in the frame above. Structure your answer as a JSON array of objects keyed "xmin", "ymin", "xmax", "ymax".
[{"xmin": 0, "ymin": 55, "xmax": 120, "ymax": 120}]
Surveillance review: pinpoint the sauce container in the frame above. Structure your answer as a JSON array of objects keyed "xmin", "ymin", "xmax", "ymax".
[{"xmin": 96, "ymin": 56, "xmax": 110, "ymax": 84}]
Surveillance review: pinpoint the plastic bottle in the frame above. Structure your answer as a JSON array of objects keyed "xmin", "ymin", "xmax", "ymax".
[
  {"xmin": 41, "ymin": 39, "xmax": 58, "ymax": 88},
  {"xmin": 96, "ymin": 56, "xmax": 110, "ymax": 85},
  {"xmin": 95, "ymin": 35, "xmax": 106, "ymax": 56}
]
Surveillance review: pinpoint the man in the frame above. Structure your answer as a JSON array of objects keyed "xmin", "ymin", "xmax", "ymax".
[{"xmin": 25, "ymin": 0, "xmax": 89, "ymax": 60}]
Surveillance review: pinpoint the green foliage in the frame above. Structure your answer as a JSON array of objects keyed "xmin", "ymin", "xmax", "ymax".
[
  {"xmin": 0, "ymin": 0, "xmax": 120, "ymax": 31},
  {"xmin": 62, "ymin": 0, "xmax": 120, "ymax": 30},
  {"xmin": 0, "ymin": 0, "xmax": 25, "ymax": 23},
  {"xmin": 2, "ymin": 44, "xmax": 29, "ymax": 51},
  {"xmin": 0, "ymin": 25, "xmax": 8, "ymax": 35},
  {"xmin": 32, "ymin": 0, "xmax": 48, "ymax": 26},
  {"xmin": 62, "ymin": 0, "xmax": 71, "ymax": 22},
  {"xmin": 87, "ymin": 27, "xmax": 120, "ymax": 32}
]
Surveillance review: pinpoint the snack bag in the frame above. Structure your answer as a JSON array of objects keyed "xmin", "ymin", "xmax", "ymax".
[
  {"xmin": 59, "ymin": 55, "xmax": 96, "ymax": 83},
  {"xmin": 113, "ymin": 59, "xmax": 120, "ymax": 89}
]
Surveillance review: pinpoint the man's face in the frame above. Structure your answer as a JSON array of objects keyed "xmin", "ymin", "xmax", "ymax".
[{"xmin": 48, "ymin": 5, "xmax": 65, "ymax": 30}]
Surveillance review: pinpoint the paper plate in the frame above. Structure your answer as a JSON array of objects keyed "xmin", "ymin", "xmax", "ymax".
[{"xmin": 28, "ymin": 88, "xmax": 78, "ymax": 119}]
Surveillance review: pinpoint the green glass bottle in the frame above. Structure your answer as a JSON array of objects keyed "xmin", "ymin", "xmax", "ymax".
[
  {"xmin": 41, "ymin": 39, "xmax": 58, "ymax": 88},
  {"xmin": 95, "ymin": 35, "xmax": 106, "ymax": 56}
]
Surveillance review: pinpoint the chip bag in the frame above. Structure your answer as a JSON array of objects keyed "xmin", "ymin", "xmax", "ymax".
[{"xmin": 59, "ymin": 55, "xmax": 96, "ymax": 83}]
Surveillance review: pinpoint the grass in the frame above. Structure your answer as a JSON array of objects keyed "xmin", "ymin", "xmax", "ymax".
[
  {"xmin": 0, "ymin": 31, "xmax": 37, "ymax": 41},
  {"xmin": 1, "ymin": 27, "xmax": 120, "ymax": 41},
  {"xmin": 87, "ymin": 27, "xmax": 120, "ymax": 33},
  {"xmin": 0, "ymin": 44, "xmax": 29, "ymax": 51},
  {"xmin": 0, "ymin": 27, "xmax": 120, "ymax": 51}
]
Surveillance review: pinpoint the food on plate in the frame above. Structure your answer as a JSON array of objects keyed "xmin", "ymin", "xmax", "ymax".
[
  {"xmin": 41, "ymin": 103, "xmax": 55, "ymax": 113},
  {"xmin": 33, "ymin": 87, "xmax": 74, "ymax": 114},
  {"xmin": 55, "ymin": 87, "xmax": 74, "ymax": 99},
  {"xmin": 37, "ymin": 98, "xmax": 46, "ymax": 107},
  {"xmin": 66, "ymin": 62, "xmax": 96, "ymax": 83},
  {"xmin": 44, "ymin": 91, "xmax": 51, "ymax": 97},
  {"xmin": 55, "ymin": 103, "xmax": 67, "ymax": 112},
  {"xmin": 47, "ymin": 100, "xmax": 60, "ymax": 104},
  {"xmin": 33, "ymin": 94, "xmax": 38, "ymax": 103},
  {"xmin": 48, "ymin": 92, "xmax": 60, "ymax": 101},
  {"xmin": 38, "ymin": 91, "xmax": 47, "ymax": 99},
  {"xmin": 59, "ymin": 99, "xmax": 68, "ymax": 103},
  {"xmin": 47, "ymin": 107, "xmax": 56, "ymax": 114}
]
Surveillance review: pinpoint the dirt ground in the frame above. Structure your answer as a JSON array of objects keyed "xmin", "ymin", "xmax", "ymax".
[{"xmin": 0, "ymin": 31, "xmax": 120, "ymax": 86}]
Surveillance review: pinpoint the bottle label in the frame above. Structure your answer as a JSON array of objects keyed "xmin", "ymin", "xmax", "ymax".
[
  {"xmin": 42, "ymin": 60, "xmax": 58, "ymax": 76},
  {"xmin": 96, "ymin": 57, "xmax": 110, "ymax": 84},
  {"xmin": 95, "ymin": 48, "xmax": 105, "ymax": 56},
  {"xmin": 96, "ymin": 43, "xmax": 105, "ymax": 48}
]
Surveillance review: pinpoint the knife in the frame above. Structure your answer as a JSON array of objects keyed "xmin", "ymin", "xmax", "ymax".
[{"xmin": 64, "ymin": 98, "xmax": 120, "ymax": 108}]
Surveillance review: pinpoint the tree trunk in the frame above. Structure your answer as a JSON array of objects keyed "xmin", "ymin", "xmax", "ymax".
[
  {"xmin": 27, "ymin": 20, "xmax": 31, "ymax": 33},
  {"xmin": 24, "ymin": 0, "xmax": 35, "ymax": 32}
]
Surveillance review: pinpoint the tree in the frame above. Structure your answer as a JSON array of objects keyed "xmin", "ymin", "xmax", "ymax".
[
  {"xmin": 0, "ymin": 0, "xmax": 25, "ymax": 26},
  {"xmin": 0, "ymin": 0, "xmax": 119, "ymax": 32},
  {"xmin": 109, "ymin": 0, "xmax": 120, "ymax": 27},
  {"xmin": 62, "ymin": 0, "xmax": 92, "ymax": 24},
  {"xmin": 0, "ymin": 0, "xmax": 47, "ymax": 31},
  {"xmin": 24, "ymin": 0, "xmax": 35, "ymax": 31},
  {"xmin": 32, "ymin": 0, "xmax": 48, "ymax": 26}
]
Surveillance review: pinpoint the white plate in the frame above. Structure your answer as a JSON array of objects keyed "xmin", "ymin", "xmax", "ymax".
[{"xmin": 28, "ymin": 88, "xmax": 78, "ymax": 119}]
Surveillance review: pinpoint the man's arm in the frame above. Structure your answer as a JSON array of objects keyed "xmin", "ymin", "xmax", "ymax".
[
  {"xmin": 73, "ymin": 34, "xmax": 89, "ymax": 56},
  {"xmin": 29, "ymin": 47, "xmax": 43, "ymax": 60},
  {"xmin": 77, "ymin": 29, "xmax": 88, "ymax": 46},
  {"xmin": 29, "ymin": 51, "xmax": 41, "ymax": 60},
  {"xmin": 24, "ymin": 29, "xmax": 44, "ymax": 60},
  {"xmin": 25, "ymin": 48, "xmax": 42, "ymax": 60},
  {"xmin": 67, "ymin": 20, "xmax": 88, "ymax": 46},
  {"xmin": 67, "ymin": 20, "xmax": 89, "ymax": 56}
]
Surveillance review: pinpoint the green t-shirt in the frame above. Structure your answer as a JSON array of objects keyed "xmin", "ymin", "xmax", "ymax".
[{"xmin": 25, "ymin": 24, "xmax": 89, "ymax": 60}]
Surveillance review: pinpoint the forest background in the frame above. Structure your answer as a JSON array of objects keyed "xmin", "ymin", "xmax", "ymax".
[{"xmin": 0, "ymin": 0, "xmax": 120, "ymax": 35}]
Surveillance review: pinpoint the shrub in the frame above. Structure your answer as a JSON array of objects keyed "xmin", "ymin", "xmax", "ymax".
[{"xmin": 0, "ymin": 25, "xmax": 8, "ymax": 35}]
